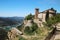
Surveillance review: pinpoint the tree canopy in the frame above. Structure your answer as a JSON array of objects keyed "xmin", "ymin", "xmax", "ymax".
[
  {"xmin": 24, "ymin": 22, "xmax": 38, "ymax": 35},
  {"xmin": 46, "ymin": 13, "xmax": 60, "ymax": 27},
  {"xmin": 25, "ymin": 13, "xmax": 33, "ymax": 20}
]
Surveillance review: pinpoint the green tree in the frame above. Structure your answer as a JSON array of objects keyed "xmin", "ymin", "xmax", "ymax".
[
  {"xmin": 24, "ymin": 23, "xmax": 38, "ymax": 35},
  {"xmin": 24, "ymin": 26, "xmax": 33, "ymax": 35},
  {"xmin": 25, "ymin": 13, "xmax": 33, "ymax": 20},
  {"xmin": 31, "ymin": 23, "xmax": 38, "ymax": 32}
]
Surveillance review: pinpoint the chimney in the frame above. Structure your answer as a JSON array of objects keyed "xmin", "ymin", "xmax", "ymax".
[{"xmin": 35, "ymin": 8, "xmax": 39, "ymax": 19}]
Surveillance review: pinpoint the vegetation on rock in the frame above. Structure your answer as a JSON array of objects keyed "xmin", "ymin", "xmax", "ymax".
[
  {"xmin": 24, "ymin": 22, "xmax": 38, "ymax": 35},
  {"xmin": 46, "ymin": 13, "xmax": 60, "ymax": 27},
  {"xmin": 25, "ymin": 14, "xmax": 33, "ymax": 20}
]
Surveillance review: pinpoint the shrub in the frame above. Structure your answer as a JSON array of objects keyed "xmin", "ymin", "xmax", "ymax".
[
  {"xmin": 31, "ymin": 23, "xmax": 38, "ymax": 32},
  {"xmin": 24, "ymin": 23, "xmax": 38, "ymax": 35},
  {"xmin": 24, "ymin": 26, "xmax": 33, "ymax": 35},
  {"xmin": 25, "ymin": 14, "xmax": 33, "ymax": 20}
]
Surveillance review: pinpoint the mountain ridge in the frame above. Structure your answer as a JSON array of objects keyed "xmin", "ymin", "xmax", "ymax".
[{"xmin": 0, "ymin": 17, "xmax": 24, "ymax": 26}]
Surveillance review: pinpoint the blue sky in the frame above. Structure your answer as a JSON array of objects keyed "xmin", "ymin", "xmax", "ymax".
[{"xmin": 0, "ymin": 0, "xmax": 60, "ymax": 17}]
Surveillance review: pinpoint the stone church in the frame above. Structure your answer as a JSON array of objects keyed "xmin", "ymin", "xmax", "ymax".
[{"xmin": 34, "ymin": 8, "xmax": 56, "ymax": 22}]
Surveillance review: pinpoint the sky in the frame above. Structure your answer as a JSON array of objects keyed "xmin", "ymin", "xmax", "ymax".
[{"xmin": 0, "ymin": 0, "xmax": 60, "ymax": 17}]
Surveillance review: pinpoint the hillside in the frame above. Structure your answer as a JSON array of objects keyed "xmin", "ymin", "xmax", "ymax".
[
  {"xmin": 15, "ymin": 13, "xmax": 60, "ymax": 40},
  {"xmin": 15, "ymin": 14, "xmax": 54, "ymax": 40},
  {"xmin": 5, "ymin": 11, "xmax": 60, "ymax": 40}
]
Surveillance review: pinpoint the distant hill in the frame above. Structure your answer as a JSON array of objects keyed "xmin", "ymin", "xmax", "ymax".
[{"xmin": 0, "ymin": 17, "xmax": 24, "ymax": 26}]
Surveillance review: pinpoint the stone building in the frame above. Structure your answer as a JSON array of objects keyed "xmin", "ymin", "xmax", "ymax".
[{"xmin": 35, "ymin": 8, "xmax": 56, "ymax": 22}]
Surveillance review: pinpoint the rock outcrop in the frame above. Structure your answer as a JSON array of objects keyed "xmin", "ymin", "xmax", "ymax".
[{"xmin": 8, "ymin": 27, "xmax": 23, "ymax": 40}]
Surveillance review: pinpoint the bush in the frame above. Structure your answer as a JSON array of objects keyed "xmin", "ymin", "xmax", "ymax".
[
  {"xmin": 31, "ymin": 23, "xmax": 38, "ymax": 32},
  {"xmin": 25, "ymin": 14, "xmax": 33, "ymax": 20},
  {"xmin": 46, "ymin": 13, "xmax": 60, "ymax": 27},
  {"xmin": 24, "ymin": 23, "xmax": 38, "ymax": 35},
  {"xmin": 24, "ymin": 26, "xmax": 33, "ymax": 35}
]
